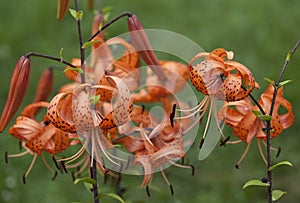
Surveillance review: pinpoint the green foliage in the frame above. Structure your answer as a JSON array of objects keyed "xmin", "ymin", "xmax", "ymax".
[
  {"xmin": 97, "ymin": 193, "xmax": 125, "ymax": 203},
  {"xmin": 272, "ymin": 190, "xmax": 287, "ymax": 201},
  {"xmin": 74, "ymin": 177, "xmax": 97, "ymax": 185},
  {"xmin": 269, "ymin": 161, "xmax": 293, "ymax": 171},
  {"xmin": 69, "ymin": 9, "xmax": 84, "ymax": 21},
  {"xmin": 279, "ymin": 80, "xmax": 292, "ymax": 87},
  {"xmin": 81, "ymin": 40, "xmax": 101, "ymax": 49},
  {"xmin": 252, "ymin": 110, "xmax": 272, "ymax": 121},
  {"xmin": 242, "ymin": 179, "xmax": 269, "ymax": 189}
]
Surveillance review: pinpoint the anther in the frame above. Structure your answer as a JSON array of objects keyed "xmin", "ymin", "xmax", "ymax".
[
  {"xmin": 52, "ymin": 156, "xmax": 61, "ymax": 170},
  {"xmin": 191, "ymin": 165, "xmax": 195, "ymax": 176},
  {"xmin": 220, "ymin": 136, "xmax": 230, "ymax": 146},
  {"xmin": 276, "ymin": 147, "xmax": 281, "ymax": 158},
  {"xmin": 22, "ymin": 173, "xmax": 27, "ymax": 184},
  {"xmin": 60, "ymin": 160, "xmax": 68, "ymax": 173},
  {"xmin": 5, "ymin": 151, "xmax": 8, "ymax": 164},
  {"xmin": 199, "ymin": 138, "xmax": 205, "ymax": 148},
  {"xmin": 51, "ymin": 171, "xmax": 58, "ymax": 181},
  {"xmin": 146, "ymin": 185, "xmax": 151, "ymax": 197},
  {"xmin": 169, "ymin": 184, "xmax": 174, "ymax": 195}
]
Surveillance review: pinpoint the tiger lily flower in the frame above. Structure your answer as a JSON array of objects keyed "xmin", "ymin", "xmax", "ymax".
[
  {"xmin": 113, "ymin": 104, "xmax": 193, "ymax": 194},
  {"xmin": 6, "ymin": 101, "xmax": 75, "ymax": 183},
  {"xmin": 218, "ymin": 84, "xmax": 294, "ymax": 168},
  {"xmin": 189, "ymin": 48, "xmax": 258, "ymax": 101}
]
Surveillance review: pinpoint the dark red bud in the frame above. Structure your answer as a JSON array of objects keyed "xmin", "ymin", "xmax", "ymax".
[{"xmin": 128, "ymin": 15, "xmax": 166, "ymax": 80}]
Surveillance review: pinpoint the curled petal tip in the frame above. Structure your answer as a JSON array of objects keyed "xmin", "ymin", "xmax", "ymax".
[{"xmin": 0, "ymin": 56, "xmax": 30, "ymax": 132}]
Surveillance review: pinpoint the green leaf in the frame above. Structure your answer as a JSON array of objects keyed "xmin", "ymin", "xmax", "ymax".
[
  {"xmin": 258, "ymin": 115, "xmax": 272, "ymax": 121},
  {"xmin": 102, "ymin": 6, "xmax": 112, "ymax": 15},
  {"xmin": 63, "ymin": 67, "xmax": 83, "ymax": 74},
  {"xmin": 97, "ymin": 193, "xmax": 125, "ymax": 203},
  {"xmin": 69, "ymin": 9, "xmax": 83, "ymax": 21},
  {"xmin": 242, "ymin": 179, "xmax": 269, "ymax": 189},
  {"xmin": 269, "ymin": 161, "xmax": 293, "ymax": 171},
  {"xmin": 98, "ymin": 21, "xmax": 103, "ymax": 31},
  {"xmin": 286, "ymin": 51, "xmax": 292, "ymax": 62},
  {"xmin": 103, "ymin": 12, "xmax": 111, "ymax": 22},
  {"xmin": 252, "ymin": 110, "xmax": 262, "ymax": 117},
  {"xmin": 264, "ymin": 78, "xmax": 274, "ymax": 85},
  {"xmin": 272, "ymin": 190, "xmax": 287, "ymax": 201},
  {"xmin": 74, "ymin": 177, "xmax": 96, "ymax": 185},
  {"xmin": 279, "ymin": 80, "xmax": 292, "ymax": 87},
  {"xmin": 59, "ymin": 48, "xmax": 64, "ymax": 61},
  {"xmin": 90, "ymin": 95, "xmax": 101, "ymax": 105},
  {"xmin": 81, "ymin": 40, "xmax": 101, "ymax": 49}
]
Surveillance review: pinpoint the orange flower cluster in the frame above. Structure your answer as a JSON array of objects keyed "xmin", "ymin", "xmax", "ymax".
[{"xmin": 0, "ymin": 6, "xmax": 294, "ymax": 194}]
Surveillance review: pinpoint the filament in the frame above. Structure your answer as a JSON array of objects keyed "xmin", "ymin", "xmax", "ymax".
[
  {"xmin": 235, "ymin": 142, "xmax": 252, "ymax": 169},
  {"xmin": 257, "ymin": 140, "xmax": 267, "ymax": 165}
]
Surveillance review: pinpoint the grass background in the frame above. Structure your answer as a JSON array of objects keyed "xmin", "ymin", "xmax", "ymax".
[{"xmin": 0, "ymin": 0, "xmax": 299, "ymax": 202}]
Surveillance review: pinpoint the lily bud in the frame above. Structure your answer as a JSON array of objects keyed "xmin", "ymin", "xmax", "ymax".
[
  {"xmin": 34, "ymin": 68, "xmax": 54, "ymax": 103},
  {"xmin": 0, "ymin": 56, "xmax": 31, "ymax": 132},
  {"xmin": 27, "ymin": 68, "xmax": 54, "ymax": 118},
  {"xmin": 127, "ymin": 15, "xmax": 166, "ymax": 80},
  {"xmin": 57, "ymin": 0, "xmax": 70, "ymax": 20}
]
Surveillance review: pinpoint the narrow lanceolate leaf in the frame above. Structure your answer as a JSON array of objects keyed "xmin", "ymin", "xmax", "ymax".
[
  {"xmin": 269, "ymin": 161, "xmax": 293, "ymax": 171},
  {"xmin": 242, "ymin": 179, "xmax": 269, "ymax": 189},
  {"xmin": 81, "ymin": 40, "xmax": 101, "ymax": 49},
  {"xmin": 258, "ymin": 114, "xmax": 272, "ymax": 121},
  {"xmin": 69, "ymin": 9, "xmax": 83, "ymax": 21},
  {"xmin": 74, "ymin": 177, "xmax": 96, "ymax": 185},
  {"xmin": 285, "ymin": 51, "xmax": 292, "ymax": 62},
  {"xmin": 97, "ymin": 193, "xmax": 125, "ymax": 203},
  {"xmin": 252, "ymin": 110, "xmax": 262, "ymax": 117},
  {"xmin": 0, "ymin": 56, "xmax": 30, "ymax": 132},
  {"xmin": 272, "ymin": 190, "xmax": 287, "ymax": 201},
  {"xmin": 264, "ymin": 78, "xmax": 274, "ymax": 85},
  {"xmin": 279, "ymin": 80, "xmax": 292, "ymax": 87}
]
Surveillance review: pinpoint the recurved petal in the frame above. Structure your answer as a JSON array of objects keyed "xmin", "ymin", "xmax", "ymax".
[
  {"xmin": 0, "ymin": 56, "xmax": 30, "ymax": 132},
  {"xmin": 134, "ymin": 155, "xmax": 153, "ymax": 187},
  {"xmin": 47, "ymin": 93, "xmax": 76, "ymax": 133},
  {"xmin": 44, "ymin": 127, "xmax": 70, "ymax": 154},
  {"xmin": 25, "ymin": 125, "xmax": 56, "ymax": 154},
  {"xmin": 233, "ymin": 110, "xmax": 257, "ymax": 143}
]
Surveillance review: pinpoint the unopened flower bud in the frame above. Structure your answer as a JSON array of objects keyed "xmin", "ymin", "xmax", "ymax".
[
  {"xmin": 0, "ymin": 56, "xmax": 31, "ymax": 132},
  {"xmin": 57, "ymin": 0, "xmax": 70, "ymax": 20},
  {"xmin": 128, "ymin": 15, "xmax": 166, "ymax": 80}
]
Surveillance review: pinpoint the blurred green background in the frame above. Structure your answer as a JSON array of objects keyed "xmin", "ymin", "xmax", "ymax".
[{"xmin": 0, "ymin": 0, "xmax": 299, "ymax": 202}]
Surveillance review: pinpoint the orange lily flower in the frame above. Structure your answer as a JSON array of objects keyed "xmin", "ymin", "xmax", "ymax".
[
  {"xmin": 218, "ymin": 84, "xmax": 294, "ymax": 167},
  {"xmin": 189, "ymin": 48, "xmax": 258, "ymax": 101},
  {"xmin": 113, "ymin": 104, "xmax": 193, "ymax": 193},
  {"xmin": 6, "ymin": 101, "xmax": 76, "ymax": 183}
]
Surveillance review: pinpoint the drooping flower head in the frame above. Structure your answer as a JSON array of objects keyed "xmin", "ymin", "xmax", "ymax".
[{"xmin": 218, "ymin": 84, "xmax": 294, "ymax": 167}]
